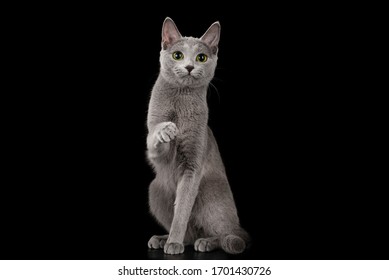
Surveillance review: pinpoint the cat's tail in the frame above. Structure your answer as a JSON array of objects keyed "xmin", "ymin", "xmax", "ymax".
[{"xmin": 220, "ymin": 230, "xmax": 250, "ymax": 254}]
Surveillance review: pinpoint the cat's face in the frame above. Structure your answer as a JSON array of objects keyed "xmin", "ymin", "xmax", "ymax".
[{"xmin": 159, "ymin": 18, "xmax": 220, "ymax": 88}]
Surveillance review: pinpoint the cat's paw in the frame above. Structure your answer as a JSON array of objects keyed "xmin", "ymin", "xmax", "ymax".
[
  {"xmin": 148, "ymin": 235, "xmax": 167, "ymax": 249},
  {"xmin": 156, "ymin": 122, "xmax": 178, "ymax": 144},
  {"xmin": 194, "ymin": 238, "xmax": 217, "ymax": 252},
  {"xmin": 164, "ymin": 242, "xmax": 184, "ymax": 255}
]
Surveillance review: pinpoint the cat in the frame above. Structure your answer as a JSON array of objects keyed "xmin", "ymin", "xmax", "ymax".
[{"xmin": 146, "ymin": 17, "xmax": 249, "ymax": 255}]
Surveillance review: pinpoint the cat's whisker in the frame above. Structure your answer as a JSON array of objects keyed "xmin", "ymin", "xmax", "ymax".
[
  {"xmin": 212, "ymin": 76, "xmax": 224, "ymax": 82},
  {"xmin": 208, "ymin": 82, "xmax": 221, "ymax": 103}
]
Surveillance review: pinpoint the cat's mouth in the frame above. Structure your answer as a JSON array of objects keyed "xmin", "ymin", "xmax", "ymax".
[
  {"xmin": 172, "ymin": 70, "xmax": 202, "ymax": 86},
  {"xmin": 180, "ymin": 73, "xmax": 198, "ymax": 79},
  {"xmin": 175, "ymin": 75, "xmax": 198, "ymax": 86},
  {"xmin": 183, "ymin": 74, "xmax": 199, "ymax": 82}
]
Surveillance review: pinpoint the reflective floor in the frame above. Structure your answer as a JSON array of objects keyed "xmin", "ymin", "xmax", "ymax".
[{"xmin": 147, "ymin": 246, "xmax": 252, "ymax": 260}]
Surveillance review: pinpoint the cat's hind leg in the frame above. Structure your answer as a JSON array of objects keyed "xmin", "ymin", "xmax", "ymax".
[
  {"xmin": 191, "ymin": 176, "xmax": 250, "ymax": 254},
  {"xmin": 148, "ymin": 235, "xmax": 169, "ymax": 249},
  {"xmin": 194, "ymin": 236, "xmax": 220, "ymax": 252},
  {"xmin": 194, "ymin": 234, "xmax": 246, "ymax": 254},
  {"xmin": 220, "ymin": 234, "xmax": 246, "ymax": 254}
]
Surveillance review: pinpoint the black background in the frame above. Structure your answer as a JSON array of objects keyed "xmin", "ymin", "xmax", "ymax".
[{"xmin": 2, "ymin": 5, "xmax": 387, "ymax": 260}]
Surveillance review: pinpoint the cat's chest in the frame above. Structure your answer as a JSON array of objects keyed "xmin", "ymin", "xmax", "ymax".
[{"xmin": 169, "ymin": 96, "xmax": 208, "ymax": 124}]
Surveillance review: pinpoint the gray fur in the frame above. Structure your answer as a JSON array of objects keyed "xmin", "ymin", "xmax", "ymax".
[{"xmin": 146, "ymin": 17, "xmax": 249, "ymax": 255}]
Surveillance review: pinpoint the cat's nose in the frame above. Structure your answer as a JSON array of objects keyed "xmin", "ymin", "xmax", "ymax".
[{"xmin": 185, "ymin": 65, "xmax": 194, "ymax": 73}]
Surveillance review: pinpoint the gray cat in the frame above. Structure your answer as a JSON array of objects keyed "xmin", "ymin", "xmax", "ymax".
[{"xmin": 146, "ymin": 17, "xmax": 249, "ymax": 255}]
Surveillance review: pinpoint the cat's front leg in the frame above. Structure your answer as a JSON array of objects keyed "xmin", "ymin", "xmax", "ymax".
[
  {"xmin": 164, "ymin": 172, "xmax": 201, "ymax": 254},
  {"xmin": 147, "ymin": 122, "xmax": 178, "ymax": 159}
]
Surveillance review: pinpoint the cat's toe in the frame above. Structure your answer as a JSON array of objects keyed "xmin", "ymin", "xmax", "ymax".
[
  {"xmin": 159, "ymin": 238, "xmax": 166, "ymax": 248},
  {"xmin": 164, "ymin": 242, "xmax": 184, "ymax": 255},
  {"xmin": 148, "ymin": 236, "xmax": 159, "ymax": 249},
  {"xmin": 156, "ymin": 122, "xmax": 178, "ymax": 143},
  {"xmin": 148, "ymin": 235, "xmax": 165, "ymax": 249},
  {"xmin": 194, "ymin": 238, "xmax": 214, "ymax": 252}
]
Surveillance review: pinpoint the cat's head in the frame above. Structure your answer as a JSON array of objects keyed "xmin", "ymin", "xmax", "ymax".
[{"xmin": 159, "ymin": 17, "xmax": 220, "ymax": 87}]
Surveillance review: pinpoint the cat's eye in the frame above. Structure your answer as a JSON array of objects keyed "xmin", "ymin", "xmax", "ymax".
[
  {"xmin": 196, "ymin": 53, "xmax": 208, "ymax": 63},
  {"xmin": 172, "ymin": 51, "xmax": 184, "ymax": 60}
]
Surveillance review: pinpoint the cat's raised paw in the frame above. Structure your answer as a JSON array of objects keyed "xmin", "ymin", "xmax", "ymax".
[
  {"xmin": 156, "ymin": 122, "xmax": 178, "ymax": 143},
  {"xmin": 164, "ymin": 242, "xmax": 184, "ymax": 255},
  {"xmin": 148, "ymin": 235, "xmax": 168, "ymax": 249}
]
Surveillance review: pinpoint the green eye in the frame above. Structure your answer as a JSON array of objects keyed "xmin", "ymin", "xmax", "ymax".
[
  {"xmin": 196, "ymin": 53, "xmax": 208, "ymax": 63},
  {"xmin": 172, "ymin": 51, "xmax": 184, "ymax": 60}
]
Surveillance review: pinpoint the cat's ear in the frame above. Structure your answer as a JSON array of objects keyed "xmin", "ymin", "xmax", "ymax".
[
  {"xmin": 161, "ymin": 17, "xmax": 182, "ymax": 50},
  {"xmin": 200, "ymin": 22, "xmax": 221, "ymax": 54}
]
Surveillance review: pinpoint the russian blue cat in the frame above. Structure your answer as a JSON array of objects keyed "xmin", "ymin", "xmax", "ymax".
[{"xmin": 147, "ymin": 17, "xmax": 249, "ymax": 255}]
